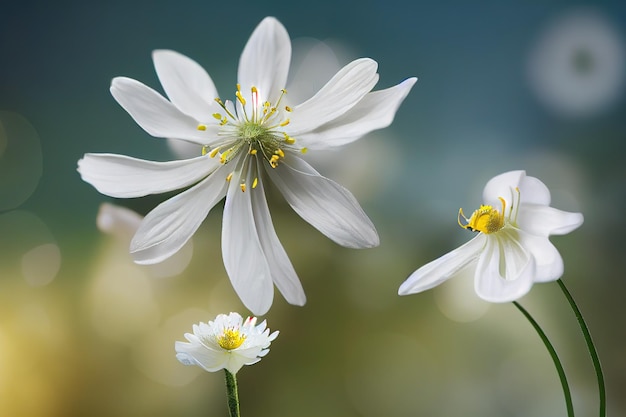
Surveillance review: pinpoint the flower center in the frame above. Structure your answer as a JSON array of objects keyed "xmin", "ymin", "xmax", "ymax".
[
  {"xmin": 218, "ymin": 328, "xmax": 246, "ymax": 350},
  {"xmin": 197, "ymin": 85, "xmax": 308, "ymax": 192},
  {"xmin": 457, "ymin": 187, "xmax": 521, "ymax": 234}
]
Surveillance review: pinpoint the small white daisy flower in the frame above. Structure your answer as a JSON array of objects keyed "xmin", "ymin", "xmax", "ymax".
[{"xmin": 175, "ymin": 312, "xmax": 278, "ymax": 375}]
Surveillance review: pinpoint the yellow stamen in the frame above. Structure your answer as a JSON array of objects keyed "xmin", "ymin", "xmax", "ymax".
[
  {"xmin": 458, "ymin": 197, "xmax": 506, "ymax": 234},
  {"xmin": 201, "ymin": 146, "xmax": 208, "ymax": 156},
  {"xmin": 279, "ymin": 119, "xmax": 290, "ymax": 126},
  {"xmin": 283, "ymin": 134, "xmax": 296, "ymax": 145},
  {"xmin": 275, "ymin": 148, "xmax": 285, "ymax": 158},
  {"xmin": 252, "ymin": 177, "xmax": 258, "ymax": 189},
  {"xmin": 236, "ymin": 84, "xmax": 246, "ymax": 106},
  {"xmin": 218, "ymin": 328, "xmax": 246, "ymax": 350},
  {"xmin": 285, "ymin": 106, "xmax": 292, "ymax": 112},
  {"xmin": 212, "ymin": 113, "xmax": 223, "ymax": 120},
  {"xmin": 197, "ymin": 124, "xmax": 207, "ymax": 131},
  {"xmin": 226, "ymin": 172, "xmax": 233, "ymax": 182},
  {"xmin": 250, "ymin": 149, "xmax": 258, "ymax": 155},
  {"xmin": 301, "ymin": 147, "xmax": 308, "ymax": 154},
  {"xmin": 240, "ymin": 183, "xmax": 246, "ymax": 192},
  {"xmin": 209, "ymin": 147, "xmax": 220, "ymax": 158}
]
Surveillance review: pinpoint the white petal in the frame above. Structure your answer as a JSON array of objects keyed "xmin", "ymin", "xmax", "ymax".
[
  {"xmin": 250, "ymin": 176, "xmax": 306, "ymax": 306},
  {"xmin": 518, "ymin": 205, "xmax": 584, "ymax": 236},
  {"xmin": 474, "ymin": 232, "xmax": 536, "ymax": 302},
  {"xmin": 78, "ymin": 153, "xmax": 218, "ymax": 198},
  {"xmin": 267, "ymin": 155, "xmax": 379, "ymax": 248},
  {"xmin": 296, "ymin": 77, "xmax": 417, "ymax": 150},
  {"xmin": 222, "ymin": 168, "xmax": 274, "ymax": 316},
  {"xmin": 287, "ymin": 58, "xmax": 380, "ymax": 135},
  {"xmin": 110, "ymin": 77, "xmax": 217, "ymax": 144},
  {"xmin": 175, "ymin": 341, "xmax": 228, "ymax": 372},
  {"xmin": 152, "ymin": 49, "xmax": 220, "ymax": 121},
  {"xmin": 519, "ymin": 174, "xmax": 552, "ymax": 205},
  {"xmin": 482, "ymin": 170, "xmax": 526, "ymax": 208},
  {"xmin": 238, "ymin": 17, "xmax": 291, "ymax": 104},
  {"xmin": 518, "ymin": 231, "xmax": 564, "ymax": 282},
  {"xmin": 130, "ymin": 168, "xmax": 229, "ymax": 264},
  {"xmin": 398, "ymin": 235, "xmax": 485, "ymax": 295}
]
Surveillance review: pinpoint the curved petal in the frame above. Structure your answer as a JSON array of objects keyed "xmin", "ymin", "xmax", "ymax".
[
  {"xmin": 482, "ymin": 170, "xmax": 526, "ymax": 208},
  {"xmin": 130, "ymin": 167, "xmax": 229, "ymax": 264},
  {"xmin": 474, "ymin": 232, "xmax": 536, "ymax": 302},
  {"xmin": 296, "ymin": 77, "xmax": 417, "ymax": 150},
  {"xmin": 250, "ymin": 175, "xmax": 306, "ymax": 306},
  {"xmin": 287, "ymin": 58, "xmax": 380, "ymax": 135},
  {"xmin": 518, "ymin": 205, "xmax": 584, "ymax": 236},
  {"xmin": 267, "ymin": 155, "xmax": 379, "ymax": 248},
  {"xmin": 111, "ymin": 77, "xmax": 218, "ymax": 144},
  {"xmin": 518, "ymin": 231, "xmax": 564, "ymax": 282},
  {"xmin": 153, "ymin": 49, "xmax": 221, "ymax": 121},
  {"xmin": 175, "ymin": 341, "xmax": 228, "ymax": 372},
  {"xmin": 78, "ymin": 153, "xmax": 219, "ymax": 198},
  {"xmin": 519, "ymin": 174, "xmax": 551, "ymax": 205},
  {"xmin": 238, "ymin": 17, "xmax": 291, "ymax": 104},
  {"xmin": 222, "ymin": 164, "xmax": 274, "ymax": 315},
  {"xmin": 398, "ymin": 234, "xmax": 485, "ymax": 295}
]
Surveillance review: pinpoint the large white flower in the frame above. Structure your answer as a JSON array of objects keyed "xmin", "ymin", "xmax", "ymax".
[
  {"xmin": 78, "ymin": 17, "xmax": 417, "ymax": 315},
  {"xmin": 175, "ymin": 312, "xmax": 278, "ymax": 375},
  {"xmin": 399, "ymin": 170, "xmax": 584, "ymax": 302}
]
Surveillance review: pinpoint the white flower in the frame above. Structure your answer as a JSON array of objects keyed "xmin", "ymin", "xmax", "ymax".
[
  {"xmin": 399, "ymin": 170, "xmax": 584, "ymax": 302},
  {"xmin": 175, "ymin": 312, "xmax": 278, "ymax": 375},
  {"xmin": 77, "ymin": 17, "xmax": 417, "ymax": 315}
]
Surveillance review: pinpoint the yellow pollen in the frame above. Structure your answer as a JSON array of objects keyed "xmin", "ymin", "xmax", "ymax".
[
  {"xmin": 251, "ymin": 86, "xmax": 258, "ymax": 94},
  {"xmin": 250, "ymin": 149, "xmax": 258, "ymax": 155},
  {"xmin": 279, "ymin": 119, "xmax": 290, "ymax": 126},
  {"xmin": 209, "ymin": 147, "xmax": 220, "ymax": 158},
  {"xmin": 301, "ymin": 147, "xmax": 308, "ymax": 154},
  {"xmin": 275, "ymin": 149, "xmax": 285, "ymax": 158},
  {"xmin": 218, "ymin": 328, "xmax": 246, "ymax": 350},
  {"xmin": 197, "ymin": 124, "xmax": 207, "ymax": 131},
  {"xmin": 283, "ymin": 134, "xmax": 296, "ymax": 145},
  {"xmin": 252, "ymin": 177, "xmax": 258, "ymax": 188},
  {"xmin": 458, "ymin": 197, "xmax": 506, "ymax": 234},
  {"xmin": 226, "ymin": 172, "xmax": 233, "ymax": 182},
  {"xmin": 212, "ymin": 113, "xmax": 222, "ymax": 120},
  {"xmin": 236, "ymin": 91, "xmax": 246, "ymax": 106},
  {"xmin": 220, "ymin": 149, "xmax": 231, "ymax": 164}
]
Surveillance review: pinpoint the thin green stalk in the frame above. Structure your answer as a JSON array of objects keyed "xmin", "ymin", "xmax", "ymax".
[
  {"xmin": 557, "ymin": 279, "xmax": 606, "ymax": 417},
  {"xmin": 513, "ymin": 301, "xmax": 574, "ymax": 417},
  {"xmin": 224, "ymin": 370, "xmax": 241, "ymax": 417}
]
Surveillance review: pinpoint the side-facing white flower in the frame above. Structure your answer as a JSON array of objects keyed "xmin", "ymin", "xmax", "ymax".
[
  {"xmin": 175, "ymin": 312, "xmax": 278, "ymax": 375},
  {"xmin": 78, "ymin": 16, "xmax": 417, "ymax": 315},
  {"xmin": 399, "ymin": 170, "xmax": 584, "ymax": 302}
]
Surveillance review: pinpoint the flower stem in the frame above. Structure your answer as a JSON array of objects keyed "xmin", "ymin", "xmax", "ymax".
[
  {"xmin": 224, "ymin": 370, "xmax": 241, "ymax": 417},
  {"xmin": 513, "ymin": 301, "xmax": 574, "ymax": 417},
  {"xmin": 557, "ymin": 279, "xmax": 606, "ymax": 417}
]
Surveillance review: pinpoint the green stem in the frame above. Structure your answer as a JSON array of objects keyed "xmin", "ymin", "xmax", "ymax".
[
  {"xmin": 513, "ymin": 301, "xmax": 574, "ymax": 417},
  {"xmin": 557, "ymin": 279, "xmax": 606, "ymax": 417},
  {"xmin": 224, "ymin": 370, "xmax": 241, "ymax": 417}
]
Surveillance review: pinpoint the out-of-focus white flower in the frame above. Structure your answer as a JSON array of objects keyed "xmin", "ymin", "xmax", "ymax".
[
  {"xmin": 78, "ymin": 16, "xmax": 416, "ymax": 315},
  {"xmin": 175, "ymin": 312, "xmax": 278, "ymax": 375},
  {"xmin": 527, "ymin": 8, "xmax": 626, "ymax": 118},
  {"xmin": 399, "ymin": 170, "xmax": 583, "ymax": 302}
]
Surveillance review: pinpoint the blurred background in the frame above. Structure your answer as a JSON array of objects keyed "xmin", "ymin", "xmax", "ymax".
[{"xmin": 1, "ymin": 0, "xmax": 625, "ymax": 416}]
